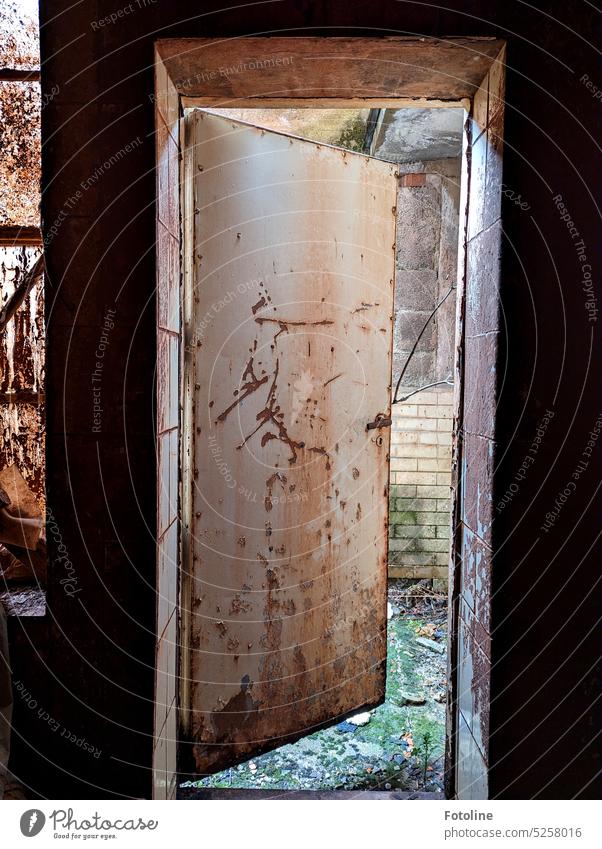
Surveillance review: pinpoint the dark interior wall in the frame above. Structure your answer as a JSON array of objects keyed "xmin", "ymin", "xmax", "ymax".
[
  {"xmin": 490, "ymin": 13, "xmax": 602, "ymax": 796},
  {"xmin": 9, "ymin": 0, "xmax": 598, "ymax": 799}
]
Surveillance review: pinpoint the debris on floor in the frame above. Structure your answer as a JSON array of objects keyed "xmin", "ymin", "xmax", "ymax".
[
  {"xmin": 397, "ymin": 692, "xmax": 426, "ymax": 706},
  {"xmin": 335, "ymin": 720, "xmax": 359, "ymax": 734},
  {"xmin": 415, "ymin": 636, "xmax": 446, "ymax": 654},
  {"xmin": 181, "ymin": 580, "xmax": 447, "ymax": 793}
]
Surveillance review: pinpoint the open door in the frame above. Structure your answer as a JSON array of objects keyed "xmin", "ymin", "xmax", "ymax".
[{"xmin": 181, "ymin": 111, "xmax": 398, "ymax": 774}]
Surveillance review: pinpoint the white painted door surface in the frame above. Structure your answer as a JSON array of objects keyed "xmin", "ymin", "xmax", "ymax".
[{"xmin": 183, "ymin": 111, "xmax": 397, "ymax": 773}]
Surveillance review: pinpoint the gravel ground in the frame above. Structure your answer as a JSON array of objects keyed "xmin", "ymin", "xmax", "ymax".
[{"xmin": 182, "ymin": 580, "xmax": 447, "ymax": 794}]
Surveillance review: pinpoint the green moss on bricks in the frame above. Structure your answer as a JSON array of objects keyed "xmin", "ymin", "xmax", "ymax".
[
  {"xmin": 389, "ymin": 485, "xmax": 417, "ymax": 500},
  {"xmin": 396, "ymin": 498, "xmax": 417, "ymax": 511},
  {"xmin": 388, "ymin": 551, "xmax": 408, "ymax": 567},
  {"xmin": 394, "ymin": 532, "xmax": 418, "ymax": 548}
]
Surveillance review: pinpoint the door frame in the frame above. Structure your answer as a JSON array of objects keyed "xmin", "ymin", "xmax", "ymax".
[{"xmin": 154, "ymin": 36, "xmax": 506, "ymax": 800}]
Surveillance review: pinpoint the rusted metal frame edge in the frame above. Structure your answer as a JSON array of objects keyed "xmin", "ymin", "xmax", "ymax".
[
  {"xmin": 444, "ymin": 102, "xmax": 473, "ymax": 801},
  {"xmin": 382, "ymin": 177, "xmax": 399, "ymax": 704},
  {"xmin": 0, "ymin": 226, "xmax": 43, "ymax": 246},
  {"xmin": 178, "ymin": 107, "xmax": 195, "ymax": 745}
]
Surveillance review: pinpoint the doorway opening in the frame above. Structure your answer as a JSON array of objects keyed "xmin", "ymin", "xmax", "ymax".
[
  {"xmin": 154, "ymin": 36, "xmax": 505, "ymax": 801},
  {"xmin": 179, "ymin": 105, "xmax": 464, "ymax": 795}
]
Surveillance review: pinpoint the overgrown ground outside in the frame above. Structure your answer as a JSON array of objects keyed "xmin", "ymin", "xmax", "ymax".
[{"xmin": 181, "ymin": 581, "xmax": 447, "ymax": 794}]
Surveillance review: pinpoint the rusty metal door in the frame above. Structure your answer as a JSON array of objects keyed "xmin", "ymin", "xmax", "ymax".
[{"xmin": 182, "ymin": 111, "xmax": 397, "ymax": 774}]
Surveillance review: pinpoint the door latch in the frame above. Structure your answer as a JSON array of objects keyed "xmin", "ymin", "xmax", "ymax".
[{"xmin": 366, "ymin": 415, "xmax": 392, "ymax": 430}]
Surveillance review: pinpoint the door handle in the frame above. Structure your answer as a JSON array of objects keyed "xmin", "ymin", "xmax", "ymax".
[{"xmin": 366, "ymin": 415, "xmax": 392, "ymax": 430}]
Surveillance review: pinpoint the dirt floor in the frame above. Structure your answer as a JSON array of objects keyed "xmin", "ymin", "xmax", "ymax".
[{"xmin": 181, "ymin": 580, "xmax": 448, "ymax": 794}]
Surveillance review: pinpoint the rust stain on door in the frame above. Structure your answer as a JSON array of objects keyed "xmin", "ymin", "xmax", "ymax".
[{"xmin": 185, "ymin": 111, "xmax": 397, "ymax": 773}]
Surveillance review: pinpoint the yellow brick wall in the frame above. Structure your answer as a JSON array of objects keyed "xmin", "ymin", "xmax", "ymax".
[{"xmin": 388, "ymin": 385, "xmax": 453, "ymax": 582}]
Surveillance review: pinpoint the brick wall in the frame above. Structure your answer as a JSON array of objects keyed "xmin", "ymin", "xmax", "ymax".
[{"xmin": 389, "ymin": 386, "xmax": 453, "ymax": 582}]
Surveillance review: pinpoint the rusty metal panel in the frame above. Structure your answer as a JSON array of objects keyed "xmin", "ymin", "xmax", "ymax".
[{"xmin": 185, "ymin": 111, "xmax": 397, "ymax": 773}]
